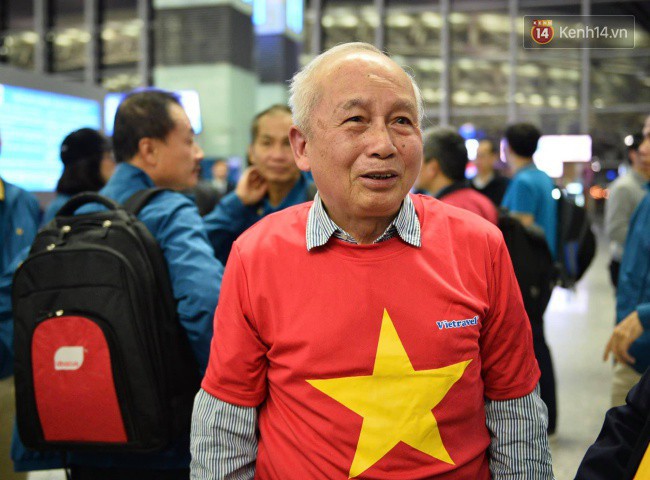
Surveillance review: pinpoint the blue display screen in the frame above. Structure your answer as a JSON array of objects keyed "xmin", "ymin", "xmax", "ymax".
[
  {"xmin": 104, "ymin": 90, "xmax": 203, "ymax": 136},
  {"xmin": 0, "ymin": 83, "xmax": 101, "ymax": 192}
]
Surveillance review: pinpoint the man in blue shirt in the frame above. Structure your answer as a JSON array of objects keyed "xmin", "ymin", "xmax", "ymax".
[
  {"xmin": 1, "ymin": 131, "xmax": 41, "ymax": 480},
  {"xmin": 203, "ymin": 105, "xmax": 314, "ymax": 265},
  {"xmin": 501, "ymin": 122, "xmax": 559, "ymax": 434},
  {"xmin": 69, "ymin": 91, "xmax": 223, "ymax": 480},
  {"xmin": 604, "ymin": 116, "xmax": 650, "ymax": 408}
]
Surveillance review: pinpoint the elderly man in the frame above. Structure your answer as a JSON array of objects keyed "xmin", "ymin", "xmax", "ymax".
[{"xmin": 190, "ymin": 43, "xmax": 553, "ymax": 479}]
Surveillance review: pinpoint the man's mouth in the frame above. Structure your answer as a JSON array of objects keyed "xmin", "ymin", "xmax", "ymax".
[{"xmin": 362, "ymin": 173, "xmax": 398, "ymax": 180}]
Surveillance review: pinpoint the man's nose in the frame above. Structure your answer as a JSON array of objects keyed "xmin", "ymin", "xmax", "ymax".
[
  {"xmin": 195, "ymin": 143, "xmax": 204, "ymax": 161},
  {"xmin": 367, "ymin": 122, "xmax": 398, "ymax": 159},
  {"xmin": 270, "ymin": 143, "xmax": 291, "ymax": 160}
]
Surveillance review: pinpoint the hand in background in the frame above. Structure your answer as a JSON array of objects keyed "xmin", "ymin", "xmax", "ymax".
[
  {"xmin": 604, "ymin": 310, "xmax": 644, "ymax": 365},
  {"xmin": 235, "ymin": 166, "xmax": 268, "ymax": 206}
]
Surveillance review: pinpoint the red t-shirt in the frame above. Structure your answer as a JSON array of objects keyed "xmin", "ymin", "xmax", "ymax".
[
  {"xmin": 440, "ymin": 188, "xmax": 499, "ymax": 225},
  {"xmin": 203, "ymin": 194, "xmax": 539, "ymax": 480}
]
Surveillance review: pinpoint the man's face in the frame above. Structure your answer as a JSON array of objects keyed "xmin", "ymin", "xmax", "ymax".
[
  {"xmin": 249, "ymin": 112, "xmax": 300, "ymax": 186},
  {"xmin": 152, "ymin": 103, "xmax": 204, "ymax": 191},
  {"xmin": 292, "ymin": 52, "xmax": 422, "ymax": 225},
  {"xmin": 638, "ymin": 116, "xmax": 650, "ymax": 179},
  {"xmin": 212, "ymin": 161, "xmax": 229, "ymax": 180},
  {"xmin": 475, "ymin": 140, "xmax": 497, "ymax": 176}
]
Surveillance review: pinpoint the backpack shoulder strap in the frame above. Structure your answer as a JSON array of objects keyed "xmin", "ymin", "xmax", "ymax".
[{"xmin": 123, "ymin": 188, "xmax": 170, "ymax": 216}]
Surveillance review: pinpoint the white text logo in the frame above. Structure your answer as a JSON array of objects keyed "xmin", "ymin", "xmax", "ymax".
[{"xmin": 54, "ymin": 346, "xmax": 84, "ymax": 371}]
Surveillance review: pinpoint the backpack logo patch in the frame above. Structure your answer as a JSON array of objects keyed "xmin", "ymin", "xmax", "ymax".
[{"xmin": 54, "ymin": 346, "xmax": 84, "ymax": 371}]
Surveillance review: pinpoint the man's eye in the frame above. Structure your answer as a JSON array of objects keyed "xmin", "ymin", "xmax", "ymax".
[
  {"xmin": 346, "ymin": 116, "xmax": 363, "ymax": 123},
  {"xmin": 395, "ymin": 117, "xmax": 412, "ymax": 125}
]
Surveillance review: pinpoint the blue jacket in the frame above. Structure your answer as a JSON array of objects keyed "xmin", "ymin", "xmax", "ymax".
[
  {"xmin": 501, "ymin": 163, "xmax": 558, "ymax": 259},
  {"xmin": 617, "ymin": 189, "xmax": 650, "ymax": 374},
  {"xmin": 0, "ymin": 179, "xmax": 40, "ymax": 380},
  {"xmin": 203, "ymin": 173, "xmax": 313, "ymax": 264},
  {"xmin": 0, "ymin": 178, "xmax": 40, "ymax": 276},
  {"xmin": 10, "ymin": 163, "xmax": 224, "ymax": 471}
]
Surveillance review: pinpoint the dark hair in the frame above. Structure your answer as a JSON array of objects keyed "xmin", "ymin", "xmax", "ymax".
[
  {"xmin": 250, "ymin": 104, "xmax": 292, "ymax": 143},
  {"xmin": 479, "ymin": 138, "xmax": 499, "ymax": 155},
  {"xmin": 628, "ymin": 132, "xmax": 644, "ymax": 152},
  {"xmin": 112, "ymin": 90, "xmax": 182, "ymax": 163},
  {"xmin": 504, "ymin": 123, "xmax": 541, "ymax": 158},
  {"xmin": 56, "ymin": 128, "xmax": 111, "ymax": 195},
  {"xmin": 423, "ymin": 127, "xmax": 468, "ymax": 182}
]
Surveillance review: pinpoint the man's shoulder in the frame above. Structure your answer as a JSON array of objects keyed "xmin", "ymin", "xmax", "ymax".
[
  {"xmin": 609, "ymin": 173, "xmax": 644, "ymax": 194},
  {"xmin": 234, "ymin": 202, "xmax": 312, "ymax": 256},
  {"xmin": 417, "ymin": 194, "xmax": 501, "ymax": 239},
  {"xmin": 4, "ymin": 180, "xmax": 38, "ymax": 206}
]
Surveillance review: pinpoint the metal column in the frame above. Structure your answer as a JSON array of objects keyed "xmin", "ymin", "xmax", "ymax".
[
  {"xmin": 439, "ymin": 0, "xmax": 451, "ymax": 126},
  {"xmin": 34, "ymin": 0, "xmax": 52, "ymax": 74},
  {"xmin": 507, "ymin": 0, "xmax": 518, "ymax": 123},
  {"xmin": 137, "ymin": 0, "xmax": 152, "ymax": 86},
  {"xmin": 310, "ymin": 0, "xmax": 322, "ymax": 55},
  {"xmin": 84, "ymin": 0, "xmax": 101, "ymax": 85},
  {"xmin": 580, "ymin": 0, "xmax": 591, "ymax": 133},
  {"xmin": 374, "ymin": 0, "xmax": 385, "ymax": 51}
]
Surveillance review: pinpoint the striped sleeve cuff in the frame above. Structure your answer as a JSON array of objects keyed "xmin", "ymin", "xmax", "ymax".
[
  {"xmin": 190, "ymin": 388, "xmax": 257, "ymax": 480},
  {"xmin": 485, "ymin": 384, "xmax": 555, "ymax": 479}
]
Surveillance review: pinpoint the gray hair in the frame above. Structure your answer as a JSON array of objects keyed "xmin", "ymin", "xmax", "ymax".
[{"xmin": 288, "ymin": 42, "xmax": 424, "ymax": 137}]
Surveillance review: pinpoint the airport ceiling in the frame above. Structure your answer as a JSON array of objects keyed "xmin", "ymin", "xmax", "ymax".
[{"xmin": 5, "ymin": 0, "xmax": 650, "ymax": 34}]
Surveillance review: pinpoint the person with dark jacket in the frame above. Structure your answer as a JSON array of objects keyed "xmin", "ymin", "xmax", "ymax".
[
  {"xmin": 575, "ymin": 367, "xmax": 650, "ymax": 479},
  {"xmin": 416, "ymin": 127, "xmax": 498, "ymax": 225},
  {"xmin": 42, "ymin": 128, "xmax": 114, "ymax": 224},
  {"xmin": 471, "ymin": 138, "xmax": 510, "ymax": 206}
]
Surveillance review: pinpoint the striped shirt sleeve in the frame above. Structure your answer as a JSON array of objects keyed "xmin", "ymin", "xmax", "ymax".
[
  {"xmin": 190, "ymin": 388, "xmax": 257, "ymax": 480},
  {"xmin": 485, "ymin": 384, "xmax": 555, "ymax": 479}
]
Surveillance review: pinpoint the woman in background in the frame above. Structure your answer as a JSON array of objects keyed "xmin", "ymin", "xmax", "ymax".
[{"xmin": 42, "ymin": 128, "xmax": 114, "ymax": 224}]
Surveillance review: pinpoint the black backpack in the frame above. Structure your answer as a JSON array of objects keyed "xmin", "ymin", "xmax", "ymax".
[
  {"xmin": 13, "ymin": 190, "xmax": 201, "ymax": 453},
  {"xmin": 555, "ymin": 192, "xmax": 597, "ymax": 289},
  {"xmin": 498, "ymin": 209, "xmax": 557, "ymax": 322}
]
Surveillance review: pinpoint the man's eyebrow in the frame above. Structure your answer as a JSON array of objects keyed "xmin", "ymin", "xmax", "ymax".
[
  {"xmin": 337, "ymin": 98, "xmax": 417, "ymax": 115},
  {"xmin": 338, "ymin": 98, "xmax": 368, "ymax": 111}
]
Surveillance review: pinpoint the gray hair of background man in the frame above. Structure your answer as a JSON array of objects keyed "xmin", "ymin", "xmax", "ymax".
[
  {"xmin": 288, "ymin": 42, "xmax": 424, "ymax": 137},
  {"xmin": 423, "ymin": 127, "xmax": 468, "ymax": 182}
]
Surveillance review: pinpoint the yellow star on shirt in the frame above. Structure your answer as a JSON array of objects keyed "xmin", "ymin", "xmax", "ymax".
[{"xmin": 307, "ymin": 309, "xmax": 471, "ymax": 478}]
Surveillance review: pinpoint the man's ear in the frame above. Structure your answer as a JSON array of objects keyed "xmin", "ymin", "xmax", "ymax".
[
  {"xmin": 137, "ymin": 137, "xmax": 157, "ymax": 167},
  {"xmin": 289, "ymin": 126, "xmax": 310, "ymax": 172},
  {"xmin": 424, "ymin": 159, "xmax": 439, "ymax": 177}
]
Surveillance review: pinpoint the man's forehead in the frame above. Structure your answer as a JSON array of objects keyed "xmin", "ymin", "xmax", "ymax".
[
  {"xmin": 258, "ymin": 112, "xmax": 292, "ymax": 134},
  {"xmin": 335, "ymin": 96, "xmax": 417, "ymax": 115},
  {"xmin": 644, "ymin": 115, "xmax": 650, "ymax": 135}
]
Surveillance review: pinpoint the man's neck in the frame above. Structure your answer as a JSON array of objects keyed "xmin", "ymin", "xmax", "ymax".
[
  {"xmin": 512, "ymin": 157, "xmax": 533, "ymax": 173},
  {"xmin": 267, "ymin": 174, "xmax": 301, "ymax": 207},
  {"xmin": 632, "ymin": 165, "xmax": 650, "ymax": 182},
  {"xmin": 431, "ymin": 176, "xmax": 452, "ymax": 196},
  {"xmin": 324, "ymin": 203, "xmax": 400, "ymax": 245},
  {"xmin": 476, "ymin": 170, "xmax": 495, "ymax": 183}
]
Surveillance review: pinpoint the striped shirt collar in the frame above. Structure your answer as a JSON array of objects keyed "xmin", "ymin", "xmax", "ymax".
[{"xmin": 306, "ymin": 193, "xmax": 421, "ymax": 250}]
